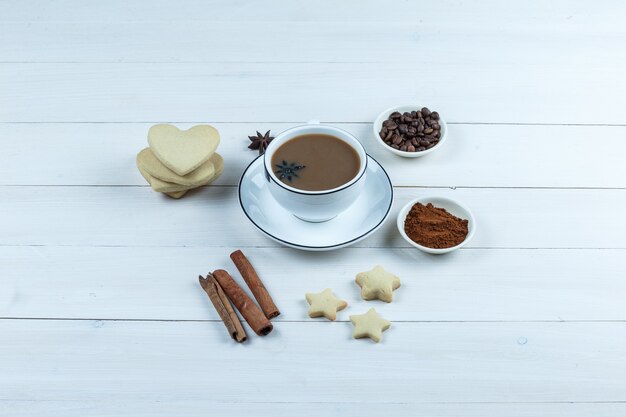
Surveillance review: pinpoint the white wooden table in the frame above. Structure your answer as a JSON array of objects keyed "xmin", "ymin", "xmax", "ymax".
[{"xmin": 2, "ymin": 1, "xmax": 626, "ymax": 416}]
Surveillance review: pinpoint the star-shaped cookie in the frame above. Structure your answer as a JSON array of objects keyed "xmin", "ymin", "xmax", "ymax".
[
  {"xmin": 355, "ymin": 265, "xmax": 401, "ymax": 303},
  {"xmin": 305, "ymin": 288, "xmax": 348, "ymax": 321},
  {"xmin": 350, "ymin": 308, "xmax": 391, "ymax": 343}
]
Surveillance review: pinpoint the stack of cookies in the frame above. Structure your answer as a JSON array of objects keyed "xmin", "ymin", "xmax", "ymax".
[{"xmin": 136, "ymin": 124, "xmax": 223, "ymax": 198}]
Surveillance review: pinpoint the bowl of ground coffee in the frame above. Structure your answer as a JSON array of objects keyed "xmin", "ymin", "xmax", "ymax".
[{"xmin": 397, "ymin": 196, "xmax": 475, "ymax": 254}]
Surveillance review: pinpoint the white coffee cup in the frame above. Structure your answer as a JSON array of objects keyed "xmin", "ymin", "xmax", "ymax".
[{"xmin": 263, "ymin": 123, "xmax": 367, "ymax": 222}]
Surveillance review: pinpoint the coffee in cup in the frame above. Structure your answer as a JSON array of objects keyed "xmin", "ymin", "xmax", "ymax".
[
  {"xmin": 270, "ymin": 133, "xmax": 361, "ymax": 191},
  {"xmin": 263, "ymin": 124, "xmax": 367, "ymax": 222}
]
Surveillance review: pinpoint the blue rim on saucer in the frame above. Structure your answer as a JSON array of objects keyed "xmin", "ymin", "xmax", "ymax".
[{"xmin": 238, "ymin": 155, "xmax": 393, "ymax": 251}]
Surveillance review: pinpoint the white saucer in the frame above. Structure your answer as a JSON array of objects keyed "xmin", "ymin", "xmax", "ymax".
[{"xmin": 238, "ymin": 155, "xmax": 393, "ymax": 251}]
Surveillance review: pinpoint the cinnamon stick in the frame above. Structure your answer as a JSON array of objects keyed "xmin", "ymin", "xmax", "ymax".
[
  {"xmin": 212, "ymin": 269, "xmax": 273, "ymax": 336},
  {"xmin": 230, "ymin": 249, "xmax": 280, "ymax": 319},
  {"xmin": 199, "ymin": 274, "xmax": 247, "ymax": 342}
]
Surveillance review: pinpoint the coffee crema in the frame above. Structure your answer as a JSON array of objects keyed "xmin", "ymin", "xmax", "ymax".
[{"xmin": 271, "ymin": 133, "xmax": 361, "ymax": 191}]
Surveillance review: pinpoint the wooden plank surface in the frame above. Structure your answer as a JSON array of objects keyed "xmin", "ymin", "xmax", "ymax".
[
  {"xmin": 2, "ymin": 62, "xmax": 625, "ymax": 124},
  {"xmin": 1, "ymin": 320, "xmax": 626, "ymax": 403},
  {"xmin": 4, "ymin": 401, "xmax": 626, "ymax": 417},
  {"xmin": 3, "ymin": 0, "xmax": 624, "ymax": 27},
  {"xmin": 2, "ymin": 0, "xmax": 625, "ymax": 415},
  {"xmin": 3, "ymin": 21, "xmax": 624, "ymax": 64},
  {"xmin": 1, "ymin": 186, "xmax": 624, "ymax": 248},
  {"xmin": 1, "ymin": 123, "xmax": 625, "ymax": 188},
  {"xmin": 1, "ymin": 246, "xmax": 625, "ymax": 321}
]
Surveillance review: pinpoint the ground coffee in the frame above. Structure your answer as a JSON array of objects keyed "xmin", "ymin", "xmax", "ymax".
[{"xmin": 404, "ymin": 202, "xmax": 469, "ymax": 248}]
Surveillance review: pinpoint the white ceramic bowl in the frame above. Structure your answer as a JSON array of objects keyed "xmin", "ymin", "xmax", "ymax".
[
  {"xmin": 263, "ymin": 123, "xmax": 367, "ymax": 223},
  {"xmin": 396, "ymin": 196, "xmax": 476, "ymax": 254},
  {"xmin": 373, "ymin": 105, "xmax": 448, "ymax": 158}
]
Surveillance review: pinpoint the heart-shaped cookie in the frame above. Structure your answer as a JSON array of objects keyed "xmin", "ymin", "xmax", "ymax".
[
  {"xmin": 137, "ymin": 148, "xmax": 221, "ymax": 186},
  {"xmin": 138, "ymin": 153, "xmax": 224, "ymax": 193},
  {"xmin": 148, "ymin": 124, "xmax": 220, "ymax": 176},
  {"xmin": 164, "ymin": 190, "xmax": 188, "ymax": 199},
  {"xmin": 137, "ymin": 164, "xmax": 194, "ymax": 193}
]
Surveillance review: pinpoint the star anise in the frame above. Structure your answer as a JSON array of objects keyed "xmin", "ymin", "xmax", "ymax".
[
  {"xmin": 248, "ymin": 130, "xmax": 274, "ymax": 155},
  {"xmin": 275, "ymin": 160, "xmax": 306, "ymax": 182}
]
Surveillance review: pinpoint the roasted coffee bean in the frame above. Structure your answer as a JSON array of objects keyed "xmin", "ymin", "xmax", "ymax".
[{"xmin": 379, "ymin": 107, "xmax": 442, "ymax": 152}]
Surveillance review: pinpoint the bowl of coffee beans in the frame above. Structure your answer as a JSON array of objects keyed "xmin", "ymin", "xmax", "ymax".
[{"xmin": 373, "ymin": 105, "xmax": 447, "ymax": 157}]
